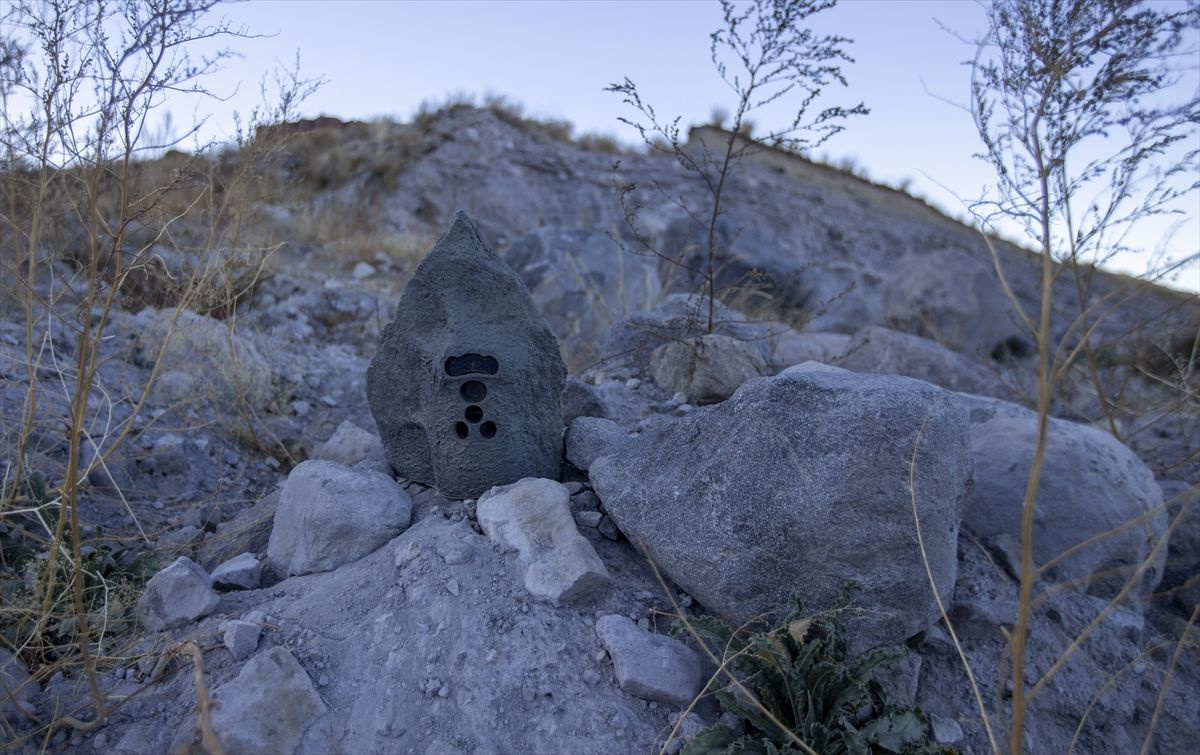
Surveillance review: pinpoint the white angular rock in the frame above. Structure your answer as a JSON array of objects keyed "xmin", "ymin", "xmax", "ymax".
[
  {"xmin": 209, "ymin": 647, "xmax": 326, "ymax": 754},
  {"xmin": 650, "ymin": 333, "xmax": 768, "ymax": 404},
  {"xmin": 595, "ymin": 614, "xmax": 704, "ymax": 707},
  {"xmin": 477, "ymin": 478, "xmax": 609, "ymax": 604},
  {"xmin": 312, "ymin": 419, "xmax": 385, "ymax": 468},
  {"xmin": 211, "ymin": 552, "xmax": 263, "ymax": 590},
  {"xmin": 268, "ymin": 460, "xmax": 413, "ymax": 577},
  {"xmin": 564, "ymin": 416, "xmax": 629, "ymax": 472},
  {"xmin": 136, "ymin": 556, "xmax": 220, "ymax": 631}
]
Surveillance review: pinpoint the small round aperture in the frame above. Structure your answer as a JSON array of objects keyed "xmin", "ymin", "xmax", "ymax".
[
  {"xmin": 465, "ymin": 405, "xmax": 483, "ymax": 423},
  {"xmin": 454, "ymin": 422, "xmax": 469, "ymax": 439},
  {"xmin": 480, "ymin": 421, "xmax": 497, "ymax": 439},
  {"xmin": 461, "ymin": 380, "xmax": 487, "ymax": 402}
]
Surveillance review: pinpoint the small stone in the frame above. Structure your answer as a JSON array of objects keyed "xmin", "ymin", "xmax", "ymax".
[
  {"xmin": 583, "ymin": 668, "xmax": 601, "ymax": 685},
  {"xmin": 595, "ymin": 614, "xmax": 703, "ymax": 706},
  {"xmin": 136, "ymin": 556, "xmax": 220, "ymax": 631},
  {"xmin": 92, "ymin": 732, "xmax": 107, "ymax": 750},
  {"xmin": 292, "ymin": 400, "xmax": 312, "ymax": 417},
  {"xmin": 931, "ymin": 714, "xmax": 964, "ymax": 745},
  {"xmin": 671, "ymin": 391, "xmax": 687, "ymax": 405},
  {"xmin": 211, "ymin": 552, "xmax": 262, "ymax": 590},
  {"xmin": 563, "ymin": 481, "xmax": 585, "ymax": 496},
  {"xmin": 320, "ymin": 394, "xmax": 338, "ymax": 407},
  {"xmin": 437, "ymin": 684, "xmax": 450, "ymax": 698},
  {"xmin": 625, "ymin": 378, "xmax": 642, "ymax": 390},
  {"xmin": 313, "ymin": 420, "xmax": 385, "ymax": 468},
  {"xmin": 570, "ymin": 490, "xmax": 601, "ymax": 512},
  {"xmin": 598, "ymin": 516, "xmax": 621, "ymax": 541},
  {"xmin": 318, "ymin": 674, "xmax": 330, "ymax": 687},
  {"xmin": 221, "ymin": 620, "xmax": 262, "ymax": 661},
  {"xmin": 445, "ymin": 579, "xmax": 460, "ymax": 596},
  {"xmin": 574, "ymin": 511, "xmax": 603, "ymax": 529},
  {"xmin": 210, "ymin": 648, "xmax": 326, "ymax": 753},
  {"xmin": 352, "ymin": 262, "xmax": 376, "ymax": 279},
  {"xmin": 637, "ymin": 617, "xmax": 651, "ymax": 631},
  {"xmin": 264, "ymin": 457, "xmax": 281, "ymax": 470}
]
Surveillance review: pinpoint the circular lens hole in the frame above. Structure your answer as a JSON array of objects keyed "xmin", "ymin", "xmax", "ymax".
[
  {"xmin": 479, "ymin": 421, "xmax": 497, "ymax": 439},
  {"xmin": 464, "ymin": 405, "xmax": 483, "ymax": 423},
  {"xmin": 454, "ymin": 422, "xmax": 469, "ymax": 439},
  {"xmin": 461, "ymin": 380, "xmax": 487, "ymax": 402}
]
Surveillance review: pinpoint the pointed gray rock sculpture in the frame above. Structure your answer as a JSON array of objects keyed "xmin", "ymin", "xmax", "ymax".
[{"xmin": 367, "ymin": 211, "xmax": 567, "ymax": 498}]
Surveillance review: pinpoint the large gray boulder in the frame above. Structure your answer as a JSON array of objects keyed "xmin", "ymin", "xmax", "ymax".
[
  {"xmin": 267, "ymin": 460, "xmax": 412, "ymax": 577},
  {"xmin": 590, "ymin": 369, "xmax": 973, "ymax": 650},
  {"xmin": 136, "ymin": 556, "xmax": 220, "ymax": 631},
  {"xmin": 209, "ymin": 647, "xmax": 326, "ymax": 754},
  {"xmin": 503, "ymin": 227, "xmax": 662, "ymax": 371},
  {"xmin": 884, "ymin": 248, "xmax": 1027, "ymax": 360},
  {"xmin": 476, "ymin": 478, "xmax": 610, "ymax": 604},
  {"xmin": 367, "ymin": 211, "xmax": 566, "ymax": 498},
  {"xmin": 650, "ymin": 333, "xmax": 769, "ymax": 404},
  {"xmin": 958, "ymin": 393, "xmax": 1167, "ymax": 597},
  {"xmin": 839, "ymin": 326, "xmax": 1015, "ymax": 400}
]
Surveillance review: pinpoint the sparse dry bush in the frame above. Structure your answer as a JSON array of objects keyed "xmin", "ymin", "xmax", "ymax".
[{"xmin": 0, "ymin": 0, "xmax": 319, "ymax": 743}]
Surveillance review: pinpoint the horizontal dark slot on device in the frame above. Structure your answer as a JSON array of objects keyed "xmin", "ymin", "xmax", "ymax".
[{"xmin": 444, "ymin": 354, "xmax": 499, "ymax": 377}]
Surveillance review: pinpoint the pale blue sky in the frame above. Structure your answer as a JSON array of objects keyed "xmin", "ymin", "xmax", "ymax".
[{"xmin": 182, "ymin": 0, "xmax": 1198, "ymax": 291}]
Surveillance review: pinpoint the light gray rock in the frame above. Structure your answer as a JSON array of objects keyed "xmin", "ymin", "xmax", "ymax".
[
  {"xmin": 768, "ymin": 330, "xmax": 851, "ymax": 370},
  {"xmin": 367, "ymin": 211, "xmax": 566, "ymax": 499},
  {"xmin": 211, "ymin": 552, "xmax": 263, "ymax": 590},
  {"xmin": 1, "ymin": 648, "xmax": 38, "ymax": 721},
  {"xmin": 209, "ymin": 647, "xmax": 326, "ymax": 754},
  {"xmin": 839, "ymin": 326, "xmax": 1013, "ymax": 400},
  {"xmin": 267, "ymin": 460, "xmax": 412, "ymax": 577},
  {"xmin": 590, "ymin": 369, "xmax": 972, "ymax": 651},
  {"xmin": 221, "ymin": 619, "xmax": 263, "ymax": 660},
  {"xmin": 476, "ymin": 477, "xmax": 610, "ymax": 604},
  {"xmin": 565, "ymin": 416, "xmax": 630, "ymax": 471},
  {"xmin": 595, "ymin": 614, "xmax": 704, "ymax": 707},
  {"xmin": 884, "ymin": 247, "xmax": 1027, "ymax": 360},
  {"xmin": 959, "ymin": 393, "xmax": 1167, "ymax": 597},
  {"xmin": 312, "ymin": 420, "xmax": 385, "ymax": 468},
  {"xmin": 930, "ymin": 714, "xmax": 964, "ymax": 745},
  {"xmin": 136, "ymin": 556, "xmax": 220, "ymax": 631},
  {"xmin": 650, "ymin": 333, "xmax": 769, "ymax": 404},
  {"xmin": 136, "ymin": 307, "xmax": 274, "ymax": 411}
]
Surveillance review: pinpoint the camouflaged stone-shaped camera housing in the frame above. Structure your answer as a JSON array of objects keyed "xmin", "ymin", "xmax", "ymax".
[{"xmin": 367, "ymin": 212, "xmax": 567, "ymax": 499}]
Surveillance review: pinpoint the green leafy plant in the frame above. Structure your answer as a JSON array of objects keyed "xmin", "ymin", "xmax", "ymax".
[{"xmin": 681, "ymin": 585, "xmax": 950, "ymax": 755}]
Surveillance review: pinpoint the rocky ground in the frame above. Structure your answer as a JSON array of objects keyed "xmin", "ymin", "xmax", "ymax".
[{"xmin": 1, "ymin": 105, "xmax": 1197, "ymax": 754}]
